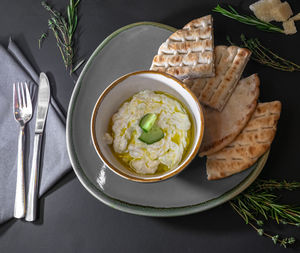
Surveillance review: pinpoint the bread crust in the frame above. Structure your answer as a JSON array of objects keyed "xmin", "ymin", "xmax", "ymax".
[
  {"xmin": 206, "ymin": 101, "xmax": 282, "ymax": 180},
  {"xmin": 150, "ymin": 15, "xmax": 215, "ymax": 80},
  {"xmin": 184, "ymin": 45, "xmax": 251, "ymax": 111},
  {"xmin": 199, "ymin": 74, "xmax": 260, "ymax": 156}
]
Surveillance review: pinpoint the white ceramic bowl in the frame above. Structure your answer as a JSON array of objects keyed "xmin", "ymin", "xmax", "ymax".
[{"xmin": 91, "ymin": 70, "xmax": 204, "ymax": 182}]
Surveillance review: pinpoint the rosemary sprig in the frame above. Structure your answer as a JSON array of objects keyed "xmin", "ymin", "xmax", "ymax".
[
  {"xmin": 251, "ymin": 179, "xmax": 300, "ymax": 193},
  {"xmin": 230, "ymin": 179, "xmax": 300, "ymax": 247},
  {"xmin": 230, "ymin": 201, "xmax": 296, "ymax": 248},
  {"xmin": 40, "ymin": 0, "xmax": 82, "ymax": 75},
  {"xmin": 38, "ymin": 32, "xmax": 47, "ymax": 49},
  {"xmin": 213, "ymin": 5, "xmax": 284, "ymax": 34},
  {"xmin": 227, "ymin": 34, "xmax": 300, "ymax": 72}
]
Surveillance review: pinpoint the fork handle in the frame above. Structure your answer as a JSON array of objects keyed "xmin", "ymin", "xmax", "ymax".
[
  {"xmin": 14, "ymin": 127, "xmax": 26, "ymax": 219},
  {"xmin": 25, "ymin": 133, "xmax": 42, "ymax": 222}
]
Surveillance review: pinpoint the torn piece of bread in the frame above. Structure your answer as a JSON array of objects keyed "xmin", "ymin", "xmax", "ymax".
[
  {"xmin": 206, "ymin": 101, "xmax": 282, "ymax": 180},
  {"xmin": 199, "ymin": 74, "xmax": 260, "ymax": 157},
  {"xmin": 249, "ymin": 0, "xmax": 281, "ymax": 22},
  {"xmin": 283, "ymin": 19, "xmax": 297, "ymax": 34},
  {"xmin": 270, "ymin": 1, "xmax": 293, "ymax": 21},
  {"xmin": 184, "ymin": 45, "xmax": 251, "ymax": 111},
  {"xmin": 291, "ymin": 12, "xmax": 300, "ymax": 21},
  {"xmin": 150, "ymin": 15, "xmax": 215, "ymax": 80}
]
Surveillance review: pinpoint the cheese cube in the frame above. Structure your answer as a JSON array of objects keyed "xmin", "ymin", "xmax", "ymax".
[
  {"xmin": 283, "ymin": 19, "xmax": 297, "ymax": 34},
  {"xmin": 270, "ymin": 1, "xmax": 293, "ymax": 21},
  {"xmin": 249, "ymin": 0, "xmax": 281, "ymax": 22}
]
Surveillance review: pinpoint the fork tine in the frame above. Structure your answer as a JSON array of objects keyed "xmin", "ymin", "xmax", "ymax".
[
  {"xmin": 13, "ymin": 83, "xmax": 18, "ymax": 111},
  {"xmin": 24, "ymin": 82, "xmax": 32, "ymax": 112},
  {"xmin": 20, "ymin": 82, "xmax": 26, "ymax": 108},
  {"xmin": 16, "ymin": 82, "xmax": 23, "ymax": 108}
]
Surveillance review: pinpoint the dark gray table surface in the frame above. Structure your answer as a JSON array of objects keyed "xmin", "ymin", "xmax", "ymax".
[{"xmin": 1, "ymin": 0, "xmax": 300, "ymax": 252}]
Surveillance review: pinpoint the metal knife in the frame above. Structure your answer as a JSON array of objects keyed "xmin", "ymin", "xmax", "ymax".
[{"xmin": 25, "ymin": 72, "xmax": 50, "ymax": 222}]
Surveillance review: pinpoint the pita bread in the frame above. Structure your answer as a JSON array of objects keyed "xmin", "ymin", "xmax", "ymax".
[
  {"xmin": 199, "ymin": 74, "xmax": 260, "ymax": 157},
  {"xmin": 150, "ymin": 15, "xmax": 215, "ymax": 80},
  {"xmin": 206, "ymin": 101, "xmax": 282, "ymax": 180},
  {"xmin": 184, "ymin": 45, "xmax": 251, "ymax": 111}
]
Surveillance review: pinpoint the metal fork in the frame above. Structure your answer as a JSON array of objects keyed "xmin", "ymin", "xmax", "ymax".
[{"xmin": 13, "ymin": 82, "xmax": 33, "ymax": 219}]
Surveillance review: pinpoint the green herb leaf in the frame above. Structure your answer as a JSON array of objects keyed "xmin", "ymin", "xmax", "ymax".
[
  {"xmin": 227, "ymin": 34, "xmax": 300, "ymax": 72},
  {"xmin": 40, "ymin": 0, "xmax": 83, "ymax": 75},
  {"xmin": 257, "ymin": 229, "xmax": 264, "ymax": 236},
  {"xmin": 229, "ymin": 179, "xmax": 300, "ymax": 248},
  {"xmin": 38, "ymin": 32, "xmax": 47, "ymax": 49},
  {"xmin": 256, "ymin": 220, "xmax": 264, "ymax": 226},
  {"xmin": 73, "ymin": 15, "xmax": 78, "ymax": 34},
  {"xmin": 272, "ymin": 235, "xmax": 279, "ymax": 244},
  {"xmin": 213, "ymin": 5, "xmax": 284, "ymax": 34},
  {"xmin": 75, "ymin": 0, "xmax": 80, "ymax": 7},
  {"xmin": 288, "ymin": 237, "xmax": 296, "ymax": 244},
  {"xmin": 67, "ymin": 5, "xmax": 72, "ymax": 25},
  {"xmin": 69, "ymin": 0, "xmax": 74, "ymax": 11}
]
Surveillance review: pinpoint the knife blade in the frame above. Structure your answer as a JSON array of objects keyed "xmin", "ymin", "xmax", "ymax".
[
  {"xmin": 35, "ymin": 73, "xmax": 50, "ymax": 133},
  {"xmin": 25, "ymin": 72, "xmax": 50, "ymax": 222}
]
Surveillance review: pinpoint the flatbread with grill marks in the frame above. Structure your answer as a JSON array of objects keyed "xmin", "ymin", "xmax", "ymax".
[
  {"xmin": 184, "ymin": 45, "xmax": 251, "ymax": 111},
  {"xmin": 150, "ymin": 15, "xmax": 215, "ymax": 80},
  {"xmin": 206, "ymin": 101, "xmax": 281, "ymax": 180},
  {"xmin": 199, "ymin": 74, "xmax": 260, "ymax": 157}
]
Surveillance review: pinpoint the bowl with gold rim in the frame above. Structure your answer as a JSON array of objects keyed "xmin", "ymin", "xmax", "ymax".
[{"xmin": 90, "ymin": 70, "xmax": 204, "ymax": 182}]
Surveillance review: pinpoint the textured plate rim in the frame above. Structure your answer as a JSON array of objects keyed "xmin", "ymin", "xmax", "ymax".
[{"xmin": 66, "ymin": 21, "xmax": 270, "ymax": 217}]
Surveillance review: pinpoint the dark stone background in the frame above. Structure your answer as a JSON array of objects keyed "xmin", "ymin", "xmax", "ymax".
[{"xmin": 0, "ymin": 0, "xmax": 299, "ymax": 252}]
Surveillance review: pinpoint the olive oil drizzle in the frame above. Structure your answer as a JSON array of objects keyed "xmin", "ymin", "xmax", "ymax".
[{"xmin": 106, "ymin": 91, "xmax": 194, "ymax": 175}]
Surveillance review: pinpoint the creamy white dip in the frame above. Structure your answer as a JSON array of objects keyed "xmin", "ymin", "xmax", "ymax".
[{"xmin": 106, "ymin": 90, "xmax": 191, "ymax": 174}]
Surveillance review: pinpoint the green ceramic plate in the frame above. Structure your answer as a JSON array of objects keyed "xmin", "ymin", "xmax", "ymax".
[{"xmin": 66, "ymin": 22, "xmax": 269, "ymax": 217}]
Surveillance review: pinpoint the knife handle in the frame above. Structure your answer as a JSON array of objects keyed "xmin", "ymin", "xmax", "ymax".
[{"xmin": 25, "ymin": 133, "xmax": 42, "ymax": 222}]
